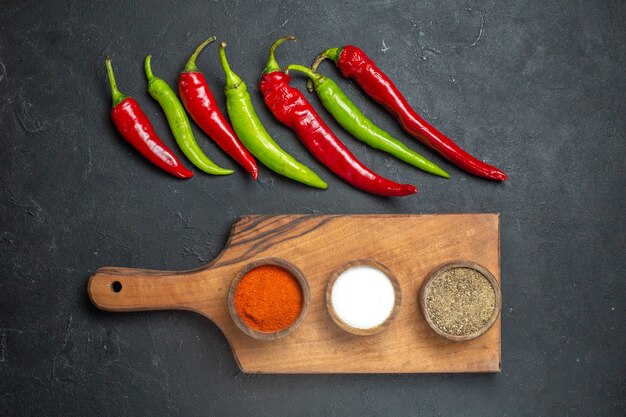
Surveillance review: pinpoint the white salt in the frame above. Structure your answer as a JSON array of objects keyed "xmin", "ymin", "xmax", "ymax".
[{"xmin": 330, "ymin": 265, "xmax": 395, "ymax": 330}]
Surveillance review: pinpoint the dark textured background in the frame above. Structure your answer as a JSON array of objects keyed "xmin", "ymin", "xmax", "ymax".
[{"xmin": 1, "ymin": 0, "xmax": 624, "ymax": 415}]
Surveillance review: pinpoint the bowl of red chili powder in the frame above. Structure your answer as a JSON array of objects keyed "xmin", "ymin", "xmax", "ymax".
[{"xmin": 228, "ymin": 258, "xmax": 310, "ymax": 340}]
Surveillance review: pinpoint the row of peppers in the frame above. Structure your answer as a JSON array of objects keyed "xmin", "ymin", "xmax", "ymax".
[{"xmin": 106, "ymin": 36, "xmax": 507, "ymax": 197}]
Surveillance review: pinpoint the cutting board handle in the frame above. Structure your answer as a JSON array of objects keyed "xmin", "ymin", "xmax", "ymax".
[{"xmin": 88, "ymin": 266, "xmax": 213, "ymax": 315}]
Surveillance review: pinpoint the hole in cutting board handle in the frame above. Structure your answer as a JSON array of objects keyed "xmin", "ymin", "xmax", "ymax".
[{"xmin": 110, "ymin": 281, "xmax": 122, "ymax": 293}]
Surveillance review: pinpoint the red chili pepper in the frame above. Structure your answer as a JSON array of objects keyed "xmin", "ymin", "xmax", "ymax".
[
  {"xmin": 105, "ymin": 58, "xmax": 193, "ymax": 179},
  {"xmin": 179, "ymin": 37, "xmax": 258, "ymax": 179},
  {"xmin": 260, "ymin": 37, "xmax": 417, "ymax": 197},
  {"xmin": 310, "ymin": 46, "xmax": 508, "ymax": 181}
]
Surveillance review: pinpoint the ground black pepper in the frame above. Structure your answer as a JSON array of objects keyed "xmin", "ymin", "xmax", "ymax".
[{"xmin": 425, "ymin": 267, "xmax": 496, "ymax": 336}]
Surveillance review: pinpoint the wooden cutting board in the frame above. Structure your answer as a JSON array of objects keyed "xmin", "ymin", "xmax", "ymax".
[{"xmin": 89, "ymin": 214, "xmax": 501, "ymax": 373}]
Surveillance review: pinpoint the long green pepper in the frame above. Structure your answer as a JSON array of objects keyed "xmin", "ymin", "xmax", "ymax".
[
  {"xmin": 287, "ymin": 65, "xmax": 449, "ymax": 178},
  {"xmin": 217, "ymin": 42, "xmax": 327, "ymax": 189},
  {"xmin": 144, "ymin": 55, "xmax": 233, "ymax": 175}
]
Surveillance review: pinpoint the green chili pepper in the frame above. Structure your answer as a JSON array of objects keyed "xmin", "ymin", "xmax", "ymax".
[
  {"xmin": 288, "ymin": 65, "xmax": 449, "ymax": 178},
  {"xmin": 217, "ymin": 42, "xmax": 327, "ymax": 189},
  {"xmin": 144, "ymin": 55, "xmax": 233, "ymax": 176}
]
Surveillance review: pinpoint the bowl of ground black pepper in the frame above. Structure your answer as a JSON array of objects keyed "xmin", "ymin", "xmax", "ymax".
[
  {"xmin": 419, "ymin": 261, "xmax": 501, "ymax": 342},
  {"xmin": 228, "ymin": 258, "xmax": 310, "ymax": 340}
]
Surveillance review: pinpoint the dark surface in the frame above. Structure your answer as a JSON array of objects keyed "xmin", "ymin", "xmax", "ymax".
[{"xmin": 1, "ymin": 0, "xmax": 624, "ymax": 415}]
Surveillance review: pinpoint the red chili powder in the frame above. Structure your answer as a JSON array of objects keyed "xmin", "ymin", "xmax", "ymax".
[{"xmin": 234, "ymin": 265, "xmax": 303, "ymax": 332}]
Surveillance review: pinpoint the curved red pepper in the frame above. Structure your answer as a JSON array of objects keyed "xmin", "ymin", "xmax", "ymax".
[
  {"xmin": 111, "ymin": 99, "xmax": 193, "ymax": 179},
  {"xmin": 179, "ymin": 38, "xmax": 258, "ymax": 179},
  {"xmin": 259, "ymin": 38, "xmax": 416, "ymax": 197},
  {"xmin": 318, "ymin": 45, "xmax": 507, "ymax": 181},
  {"xmin": 106, "ymin": 58, "xmax": 193, "ymax": 179}
]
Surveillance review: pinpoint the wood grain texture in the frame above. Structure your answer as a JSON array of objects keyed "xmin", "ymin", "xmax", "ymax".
[{"xmin": 88, "ymin": 214, "xmax": 501, "ymax": 373}]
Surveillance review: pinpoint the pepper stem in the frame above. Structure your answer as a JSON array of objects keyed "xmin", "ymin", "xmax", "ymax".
[
  {"xmin": 285, "ymin": 64, "xmax": 325, "ymax": 90},
  {"xmin": 105, "ymin": 57, "xmax": 127, "ymax": 108},
  {"xmin": 218, "ymin": 42, "xmax": 243, "ymax": 88},
  {"xmin": 263, "ymin": 35, "xmax": 296, "ymax": 74},
  {"xmin": 144, "ymin": 54, "xmax": 156, "ymax": 82},
  {"xmin": 307, "ymin": 47, "xmax": 341, "ymax": 92},
  {"xmin": 183, "ymin": 36, "xmax": 216, "ymax": 72}
]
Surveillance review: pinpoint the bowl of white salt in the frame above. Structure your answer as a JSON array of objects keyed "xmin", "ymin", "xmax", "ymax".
[{"xmin": 326, "ymin": 259, "xmax": 401, "ymax": 336}]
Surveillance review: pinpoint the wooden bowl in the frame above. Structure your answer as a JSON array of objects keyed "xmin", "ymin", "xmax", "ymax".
[
  {"xmin": 419, "ymin": 261, "xmax": 501, "ymax": 342},
  {"xmin": 326, "ymin": 259, "xmax": 402, "ymax": 336},
  {"xmin": 228, "ymin": 258, "xmax": 310, "ymax": 340}
]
